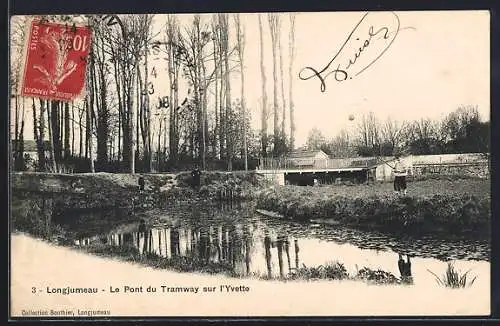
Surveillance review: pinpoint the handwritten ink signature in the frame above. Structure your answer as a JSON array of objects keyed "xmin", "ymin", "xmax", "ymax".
[{"xmin": 299, "ymin": 12, "xmax": 414, "ymax": 92}]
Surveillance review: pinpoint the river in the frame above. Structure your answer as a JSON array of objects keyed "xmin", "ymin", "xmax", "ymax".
[{"xmin": 63, "ymin": 201, "xmax": 490, "ymax": 288}]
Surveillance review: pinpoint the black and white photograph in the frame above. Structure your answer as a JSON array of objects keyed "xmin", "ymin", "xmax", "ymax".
[{"xmin": 9, "ymin": 10, "xmax": 491, "ymax": 317}]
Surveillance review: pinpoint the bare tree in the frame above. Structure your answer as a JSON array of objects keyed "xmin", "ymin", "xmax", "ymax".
[
  {"xmin": 10, "ymin": 16, "xmax": 29, "ymax": 170},
  {"xmin": 177, "ymin": 14, "xmax": 225, "ymax": 169},
  {"xmin": 268, "ymin": 14, "xmax": 281, "ymax": 156},
  {"xmin": 90, "ymin": 22, "xmax": 111, "ymax": 167},
  {"xmin": 222, "ymin": 14, "xmax": 233, "ymax": 171},
  {"xmin": 165, "ymin": 15, "xmax": 181, "ymax": 164},
  {"xmin": 33, "ymin": 99, "xmax": 46, "ymax": 170},
  {"xmin": 258, "ymin": 14, "xmax": 268, "ymax": 158},
  {"xmin": 234, "ymin": 14, "xmax": 248, "ymax": 171},
  {"xmin": 328, "ymin": 129, "xmax": 356, "ymax": 158},
  {"xmin": 380, "ymin": 117, "xmax": 406, "ymax": 154},
  {"xmin": 278, "ymin": 18, "xmax": 287, "ymax": 145},
  {"xmin": 103, "ymin": 15, "xmax": 152, "ymax": 173},
  {"xmin": 306, "ymin": 127, "xmax": 326, "ymax": 151},
  {"xmin": 86, "ymin": 49, "xmax": 96, "ymax": 173},
  {"xmin": 357, "ymin": 112, "xmax": 380, "ymax": 148},
  {"xmin": 288, "ymin": 13, "xmax": 296, "ymax": 150},
  {"xmin": 46, "ymin": 101, "xmax": 57, "ymax": 172},
  {"xmin": 441, "ymin": 105, "xmax": 481, "ymax": 143}
]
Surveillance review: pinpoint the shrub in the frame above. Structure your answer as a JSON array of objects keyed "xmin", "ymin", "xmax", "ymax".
[
  {"xmin": 355, "ymin": 267, "xmax": 400, "ymax": 285},
  {"xmin": 288, "ymin": 261, "xmax": 349, "ymax": 280}
]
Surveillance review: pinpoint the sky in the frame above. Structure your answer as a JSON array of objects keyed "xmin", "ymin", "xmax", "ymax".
[{"xmin": 10, "ymin": 11, "xmax": 490, "ymax": 149}]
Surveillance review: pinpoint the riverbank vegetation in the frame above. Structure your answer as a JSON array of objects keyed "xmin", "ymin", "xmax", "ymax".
[
  {"xmin": 256, "ymin": 179, "xmax": 490, "ymax": 238},
  {"xmin": 11, "ymin": 170, "xmax": 268, "ymax": 207},
  {"xmin": 12, "ymin": 172, "xmax": 490, "ymax": 242}
]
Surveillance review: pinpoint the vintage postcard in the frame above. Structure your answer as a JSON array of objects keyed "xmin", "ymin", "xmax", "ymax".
[{"xmin": 9, "ymin": 10, "xmax": 490, "ymax": 318}]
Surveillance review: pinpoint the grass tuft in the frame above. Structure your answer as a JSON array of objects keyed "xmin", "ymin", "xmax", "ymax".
[{"xmin": 427, "ymin": 262, "xmax": 478, "ymax": 288}]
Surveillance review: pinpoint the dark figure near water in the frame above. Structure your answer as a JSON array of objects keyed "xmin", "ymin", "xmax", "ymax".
[
  {"xmin": 191, "ymin": 165, "xmax": 201, "ymax": 189},
  {"xmin": 398, "ymin": 253, "xmax": 413, "ymax": 284},
  {"xmin": 138, "ymin": 176, "xmax": 145, "ymax": 191},
  {"xmin": 138, "ymin": 219, "xmax": 147, "ymax": 233}
]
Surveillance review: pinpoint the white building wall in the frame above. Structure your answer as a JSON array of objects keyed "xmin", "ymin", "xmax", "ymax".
[{"xmin": 262, "ymin": 172, "xmax": 285, "ymax": 185}]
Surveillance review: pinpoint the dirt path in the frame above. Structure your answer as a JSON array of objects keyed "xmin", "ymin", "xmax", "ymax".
[{"xmin": 10, "ymin": 233, "xmax": 489, "ymax": 317}]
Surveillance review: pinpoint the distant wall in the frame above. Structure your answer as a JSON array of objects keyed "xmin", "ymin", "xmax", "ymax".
[
  {"xmin": 412, "ymin": 162, "xmax": 489, "ymax": 179},
  {"xmin": 412, "ymin": 153, "xmax": 488, "ymax": 165}
]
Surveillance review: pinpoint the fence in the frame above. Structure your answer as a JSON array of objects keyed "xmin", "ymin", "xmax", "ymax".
[
  {"xmin": 258, "ymin": 157, "xmax": 377, "ymax": 171},
  {"xmin": 259, "ymin": 154, "xmax": 490, "ymax": 175},
  {"xmin": 412, "ymin": 153, "xmax": 489, "ymax": 165}
]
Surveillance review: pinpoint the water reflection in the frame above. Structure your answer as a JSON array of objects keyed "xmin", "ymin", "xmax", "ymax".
[
  {"xmin": 78, "ymin": 221, "xmax": 302, "ymax": 279},
  {"xmin": 72, "ymin": 204, "xmax": 489, "ymax": 287}
]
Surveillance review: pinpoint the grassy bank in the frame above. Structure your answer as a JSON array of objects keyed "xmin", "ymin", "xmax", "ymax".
[
  {"xmin": 11, "ymin": 171, "xmax": 267, "ymax": 204},
  {"xmin": 256, "ymin": 179, "xmax": 490, "ymax": 237},
  {"xmin": 11, "ymin": 172, "xmax": 491, "ymax": 241}
]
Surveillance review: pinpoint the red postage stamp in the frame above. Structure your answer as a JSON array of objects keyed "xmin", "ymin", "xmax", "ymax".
[{"xmin": 21, "ymin": 20, "xmax": 92, "ymax": 101}]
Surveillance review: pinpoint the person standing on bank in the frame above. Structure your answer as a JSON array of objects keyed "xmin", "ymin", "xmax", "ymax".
[
  {"xmin": 191, "ymin": 165, "xmax": 202, "ymax": 190},
  {"xmin": 138, "ymin": 175, "xmax": 145, "ymax": 192},
  {"xmin": 393, "ymin": 155, "xmax": 408, "ymax": 195}
]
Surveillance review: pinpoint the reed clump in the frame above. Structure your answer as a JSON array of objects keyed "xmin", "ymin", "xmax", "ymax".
[{"xmin": 427, "ymin": 262, "xmax": 478, "ymax": 288}]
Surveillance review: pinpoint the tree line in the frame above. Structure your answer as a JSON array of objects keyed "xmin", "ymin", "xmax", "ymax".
[
  {"xmin": 11, "ymin": 13, "xmax": 298, "ymax": 173},
  {"xmin": 305, "ymin": 105, "xmax": 490, "ymax": 158},
  {"xmin": 10, "ymin": 14, "xmax": 488, "ymax": 174}
]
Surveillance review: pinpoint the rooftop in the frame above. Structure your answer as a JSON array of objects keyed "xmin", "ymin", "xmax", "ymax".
[{"xmin": 288, "ymin": 150, "xmax": 328, "ymax": 159}]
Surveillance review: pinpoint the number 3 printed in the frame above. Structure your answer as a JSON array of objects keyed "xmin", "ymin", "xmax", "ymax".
[{"xmin": 142, "ymin": 82, "xmax": 154, "ymax": 95}]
